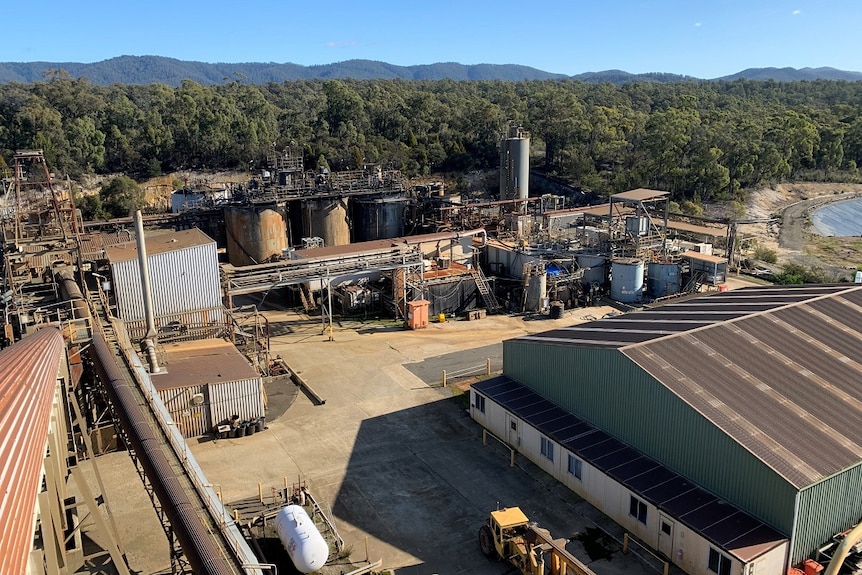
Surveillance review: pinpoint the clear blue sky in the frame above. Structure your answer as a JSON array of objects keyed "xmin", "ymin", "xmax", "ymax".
[{"xmin": 5, "ymin": 0, "xmax": 860, "ymax": 78}]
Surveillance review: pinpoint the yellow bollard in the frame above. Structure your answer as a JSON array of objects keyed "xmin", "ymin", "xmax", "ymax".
[{"xmin": 442, "ymin": 370, "xmax": 447, "ymax": 387}]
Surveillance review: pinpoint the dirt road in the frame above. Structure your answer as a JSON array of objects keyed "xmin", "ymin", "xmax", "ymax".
[
  {"xmin": 737, "ymin": 183, "xmax": 862, "ymax": 279},
  {"xmin": 779, "ymin": 191, "xmax": 862, "ymax": 252}
]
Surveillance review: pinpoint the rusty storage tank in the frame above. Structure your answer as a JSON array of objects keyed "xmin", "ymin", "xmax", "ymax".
[
  {"xmin": 647, "ymin": 261, "xmax": 681, "ymax": 298},
  {"xmin": 499, "ymin": 126, "xmax": 530, "ymax": 200},
  {"xmin": 224, "ymin": 206, "xmax": 287, "ymax": 266},
  {"xmin": 576, "ymin": 253, "xmax": 607, "ymax": 286},
  {"xmin": 610, "ymin": 258, "xmax": 644, "ymax": 303},
  {"xmin": 302, "ymin": 198, "xmax": 350, "ymax": 247},
  {"xmin": 351, "ymin": 195, "xmax": 408, "ymax": 242}
]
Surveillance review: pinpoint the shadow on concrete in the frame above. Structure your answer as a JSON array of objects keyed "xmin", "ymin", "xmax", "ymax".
[
  {"xmin": 264, "ymin": 377, "xmax": 301, "ymax": 419},
  {"xmin": 330, "ymin": 396, "xmax": 622, "ymax": 575},
  {"xmin": 404, "ymin": 344, "xmax": 502, "ymax": 385}
]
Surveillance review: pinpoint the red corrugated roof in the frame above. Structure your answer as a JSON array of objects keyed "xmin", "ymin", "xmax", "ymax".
[{"xmin": 0, "ymin": 328, "xmax": 65, "ymax": 575}]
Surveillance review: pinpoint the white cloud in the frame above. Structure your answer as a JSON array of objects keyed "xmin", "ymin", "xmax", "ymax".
[
  {"xmin": 694, "ymin": 22, "xmax": 702, "ymax": 27},
  {"xmin": 326, "ymin": 40, "xmax": 359, "ymax": 49},
  {"xmin": 792, "ymin": 9, "xmax": 801, "ymax": 15}
]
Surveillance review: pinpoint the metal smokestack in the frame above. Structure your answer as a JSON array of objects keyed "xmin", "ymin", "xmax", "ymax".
[{"xmin": 133, "ymin": 210, "xmax": 160, "ymax": 373}]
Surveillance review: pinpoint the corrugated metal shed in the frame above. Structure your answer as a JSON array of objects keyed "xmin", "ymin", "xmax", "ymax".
[
  {"xmin": 106, "ymin": 228, "xmax": 223, "ymax": 324},
  {"xmin": 151, "ymin": 339, "xmax": 264, "ymax": 437},
  {"xmin": 620, "ymin": 285, "xmax": 862, "ymax": 488},
  {"xmin": 473, "ymin": 376, "xmax": 787, "ymax": 563},
  {"xmin": 0, "ymin": 328, "xmax": 65, "ymax": 575},
  {"xmin": 105, "ymin": 227, "xmax": 214, "ymax": 262},
  {"xmin": 502, "ymin": 283, "xmax": 862, "ymax": 563},
  {"xmin": 158, "ymin": 384, "xmax": 210, "ymax": 438}
]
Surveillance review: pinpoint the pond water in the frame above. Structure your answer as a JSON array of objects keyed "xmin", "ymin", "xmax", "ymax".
[{"xmin": 811, "ymin": 198, "xmax": 862, "ymax": 236}]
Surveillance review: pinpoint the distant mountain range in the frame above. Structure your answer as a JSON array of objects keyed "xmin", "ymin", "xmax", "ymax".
[{"xmin": 0, "ymin": 56, "xmax": 860, "ymax": 86}]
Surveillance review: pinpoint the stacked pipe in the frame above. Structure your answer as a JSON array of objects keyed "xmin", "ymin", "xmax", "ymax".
[{"xmin": 88, "ymin": 333, "xmax": 237, "ymax": 575}]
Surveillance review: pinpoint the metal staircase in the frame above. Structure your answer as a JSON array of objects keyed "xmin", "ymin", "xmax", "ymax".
[
  {"xmin": 297, "ymin": 284, "xmax": 317, "ymax": 312},
  {"xmin": 471, "ymin": 267, "xmax": 501, "ymax": 314},
  {"xmin": 683, "ymin": 270, "xmax": 707, "ymax": 294}
]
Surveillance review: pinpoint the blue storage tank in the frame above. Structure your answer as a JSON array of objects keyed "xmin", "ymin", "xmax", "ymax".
[
  {"xmin": 647, "ymin": 261, "xmax": 681, "ymax": 298},
  {"xmin": 611, "ymin": 258, "xmax": 644, "ymax": 303}
]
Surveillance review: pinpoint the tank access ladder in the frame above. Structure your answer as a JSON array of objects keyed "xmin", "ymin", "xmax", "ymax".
[{"xmin": 471, "ymin": 267, "xmax": 501, "ymax": 314}]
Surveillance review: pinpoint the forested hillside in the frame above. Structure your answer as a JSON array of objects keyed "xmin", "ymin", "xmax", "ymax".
[
  {"xmin": 0, "ymin": 57, "xmax": 567, "ymax": 86},
  {"xmin": 2, "ymin": 75, "xmax": 861, "ymax": 205}
]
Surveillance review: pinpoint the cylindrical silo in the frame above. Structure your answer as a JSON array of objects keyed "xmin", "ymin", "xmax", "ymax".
[
  {"xmin": 647, "ymin": 261, "xmax": 681, "ymax": 298},
  {"xmin": 576, "ymin": 253, "xmax": 607, "ymax": 286},
  {"xmin": 611, "ymin": 258, "xmax": 645, "ymax": 303},
  {"xmin": 224, "ymin": 206, "xmax": 287, "ymax": 266},
  {"xmin": 500, "ymin": 126, "xmax": 530, "ymax": 201},
  {"xmin": 525, "ymin": 270, "xmax": 547, "ymax": 312},
  {"xmin": 351, "ymin": 195, "xmax": 408, "ymax": 242},
  {"xmin": 302, "ymin": 198, "xmax": 350, "ymax": 247}
]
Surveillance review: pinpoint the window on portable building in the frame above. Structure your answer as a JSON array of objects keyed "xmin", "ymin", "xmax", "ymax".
[
  {"xmin": 540, "ymin": 436, "xmax": 554, "ymax": 461},
  {"xmin": 708, "ymin": 547, "xmax": 732, "ymax": 575},
  {"xmin": 567, "ymin": 454, "xmax": 582, "ymax": 479},
  {"xmin": 629, "ymin": 495, "xmax": 647, "ymax": 524},
  {"xmin": 474, "ymin": 393, "xmax": 485, "ymax": 413}
]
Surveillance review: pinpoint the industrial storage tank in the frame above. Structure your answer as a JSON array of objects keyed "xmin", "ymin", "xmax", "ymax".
[
  {"xmin": 302, "ymin": 198, "xmax": 350, "ymax": 247},
  {"xmin": 576, "ymin": 253, "xmax": 607, "ymax": 286},
  {"xmin": 647, "ymin": 261, "xmax": 681, "ymax": 298},
  {"xmin": 611, "ymin": 258, "xmax": 644, "ymax": 303},
  {"xmin": 351, "ymin": 195, "xmax": 408, "ymax": 242},
  {"xmin": 275, "ymin": 505, "xmax": 329, "ymax": 574},
  {"xmin": 224, "ymin": 206, "xmax": 287, "ymax": 266},
  {"xmin": 524, "ymin": 269, "xmax": 547, "ymax": 312},
  {"xmin": 499, "ymin": 126, "xmax": 530, "ymax": 200}
]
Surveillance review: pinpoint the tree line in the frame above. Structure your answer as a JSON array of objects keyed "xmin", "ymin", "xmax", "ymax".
[{"xmin": 2, "ymin": 73, "xmax": 862, "ymax": 205}]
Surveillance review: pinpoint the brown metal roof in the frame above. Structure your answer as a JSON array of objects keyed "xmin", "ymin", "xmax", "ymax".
[
  {"xmin": 516, "ymin": 285, "xmax": 862, "ymax": 487},
  {"xmin": 151, "ymin": 338, "xmax": 259, "ymax": 391},
  {"xmin": 611, "ymin": 188, "xmax": 670, "ymax": 202},
  {"xmin": 78, "ymin": 231, "xmax": 136, "ymax": 260},
  {"xmin": 473, "ymin": 376, "xmax": 787, "ymax": 562},
  {"xmin": 13, "ymin": 241, "xmax": 73, "ymax": 270},
  {"xmin": 623, "ymin": 285, "xmax": 862, "ymax": 487},
  {"xmin": 0, "ymin": 328, "xmax": 65, "ymax": 575},
  {"xmin": 291, "ymin": 228, "xmax": 484, "ymax": 260},
  {"xmin": 105, "ymin": 228, "xmax": 215, "ymax": 263},
  {"xmin": 543, "ymin": 202, "xmax": 635, "ymax": 219},
  {"xmin": 681, "ymin": 251, "xmax": 728, "ymax": 264}
]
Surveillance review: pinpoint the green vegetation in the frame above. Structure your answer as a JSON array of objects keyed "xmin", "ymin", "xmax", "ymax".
[
  {"xmin": 774, "ymin": 263, "xmax": 829, "ymax": 285},
  {"xmin": 806, "ymin": 236, "xmax": 862, "ymax": 269},
  {"xmin": 78, "ymin": 175, "xmax": 146, "ymax": 220},
  {"xmin": 3, "ymin": 76, "xmax": 862, "ymax": 204},
  {"xmin": 754, "ymin": 245, "xmax": 778, "ymax": 264}
]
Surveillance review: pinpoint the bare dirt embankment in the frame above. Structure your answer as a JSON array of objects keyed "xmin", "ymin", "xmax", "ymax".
[{"xmin": 738, "ymin": 183, "xmax": 862, "ymax": 281}]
